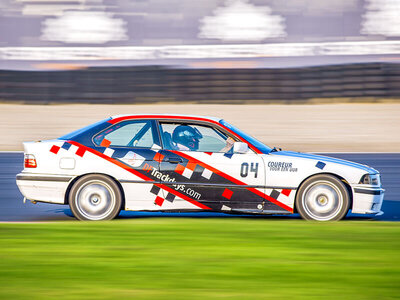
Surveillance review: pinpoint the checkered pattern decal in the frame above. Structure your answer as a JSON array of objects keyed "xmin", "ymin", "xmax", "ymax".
[
  {"xmin": 150, "ymin": 184, "xmax": 177, "ymax": 207},
  {"xmin": 150, "ymin": 185, "xmax": 164, "ymax": 206},
  {"xmin": 316, "ymin": 161, "xmax": 326, "ymax": 170},
  {"xmin": 103, "ymin": 148, "xmax": 115, "ymax": 157},
  {"xmin": 50, "ymin": 141, "xmax": 160, "ymax": 162},
  {"xmin": 61, "ymin": 142, "xmax": 71, "ymax": 151},
  {"xmin": 222, "ymin": 188, "xmax": 233, "ymax": 199},
  {"xmin": 50, "ymin": 145, "xmax": 60, "ymax": 154},
  {"xmin": 175, "ymin": 162, "xmax": 198, "ymax": 178},
  {"xmin": 270, "ymin": 188, "xmax": 291, "ymax": 199},
  {"xmin": 223, "ymin": 153, "xmax": 234, "ymax": 159},
  {"xmin": 203, "ymin": 151, "xmax": 235, "ymax": 159},
  {"xmin": 50, "ymin": 142, "xmax": 87, "ymax": 157},
  {"xmin": 173, "ymin": 160, "xmax": 214, "ymax": 181},
  {"xmin": 261, "ymin": 188, "xmax": 293, "ymax": 210}
]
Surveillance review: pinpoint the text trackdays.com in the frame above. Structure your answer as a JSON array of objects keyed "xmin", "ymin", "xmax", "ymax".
[{"xmin": 143, "ymin": 163, "xmax": 202, "ymax": 200}]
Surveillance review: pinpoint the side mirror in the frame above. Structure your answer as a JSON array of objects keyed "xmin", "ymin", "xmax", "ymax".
[{"xmin": 233, "ymin": 142, "xmax": 249, "ymax": 154}]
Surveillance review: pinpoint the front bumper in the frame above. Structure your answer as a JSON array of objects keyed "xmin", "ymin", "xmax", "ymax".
[
  {"xmin": 16, "ymin": 173, "xmax": 73, "ymax": 204},
  {"xmin": 351, "ymin": 185, "xmax": 385, "ymax": 215}
]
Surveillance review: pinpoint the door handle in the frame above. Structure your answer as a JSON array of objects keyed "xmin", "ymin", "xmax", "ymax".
[{"xmin": 166, "ymin": 157, "xmax": 183, "ymax": 164}]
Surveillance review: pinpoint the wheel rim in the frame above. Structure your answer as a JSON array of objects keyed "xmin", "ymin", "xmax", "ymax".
[
  {"xmin": 75, "ymin": 180, "xmax": 116, "ymax": 220},
  {"xmin": 302, "ymin": 180, "xmax": 343, "ymax": 221}
]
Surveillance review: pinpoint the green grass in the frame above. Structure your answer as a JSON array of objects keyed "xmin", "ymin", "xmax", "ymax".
[{"xmin": 0, "ymin": 219, "xmax": 399, "ymax": 299}]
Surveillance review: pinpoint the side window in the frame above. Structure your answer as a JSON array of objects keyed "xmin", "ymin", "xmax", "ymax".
[
  {"xmin": 159, "ymin": 122, "xmax": 235, "ymax": 152},
  {"xmin": 94, "ymin": 120, "xmax": 159, "ymax": 148}
]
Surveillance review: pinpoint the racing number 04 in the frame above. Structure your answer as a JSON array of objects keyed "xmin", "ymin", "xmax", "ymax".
[{"xmin": 240, "ymin": 162, "xmax": 258, "ymax": 178}]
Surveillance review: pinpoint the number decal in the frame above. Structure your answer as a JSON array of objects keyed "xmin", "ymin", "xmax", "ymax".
[
  {"xmin": 240, "ymin": 162, "xmax": 249, "ymax": 177},
  {"xmin": 240, "ymin": 162, "xmax": 258, "ymax": 178},
  {"xmin": 250, "ymin": 162, "xmax": 258, "ymax": 178}
]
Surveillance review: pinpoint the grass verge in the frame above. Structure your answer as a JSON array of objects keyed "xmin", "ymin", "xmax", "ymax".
[{"xmin": 0, "ymin": 219, "xmax": 399, "ymax": 299}]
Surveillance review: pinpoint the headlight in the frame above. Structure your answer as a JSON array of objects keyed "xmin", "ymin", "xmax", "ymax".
[{"xmin": 359, "ymin": 174, "xmax": 380, "ymax": 185}]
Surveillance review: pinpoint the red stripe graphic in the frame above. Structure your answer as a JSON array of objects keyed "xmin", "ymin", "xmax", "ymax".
[
  {"xmin": 171, "ymin": 150, "xmax": 293, "ymax": 212},
  {"xmin": 67, "ymin": 141, "xmax": 211, "ymax": 210},
  {"xmin": 75, "ymin": 147, "xmax": 86, "ymax": 157}
]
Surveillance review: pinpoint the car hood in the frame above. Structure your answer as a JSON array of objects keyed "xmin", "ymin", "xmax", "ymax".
[{"xmin": 269, "ymin": 151, "xmax": 378, "ymax": 174}]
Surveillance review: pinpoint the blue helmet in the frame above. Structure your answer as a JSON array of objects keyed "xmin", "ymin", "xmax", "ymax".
[{"xmin": 172, "ymin": 125, "xmax": 203, "ymax": 150}]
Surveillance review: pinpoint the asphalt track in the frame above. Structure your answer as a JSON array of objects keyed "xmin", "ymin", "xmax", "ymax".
[{"xmin": 1, "ymin": 152, "xmax": 399, "ymax": 222}]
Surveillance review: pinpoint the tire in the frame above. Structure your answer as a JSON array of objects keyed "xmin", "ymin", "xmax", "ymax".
[
  {"xmin": 295, "ymin": 174, "xmax": 350, "ymax": 221},
  {"xmin": 69, "ymin": 174, "xmax": 122, "ymax": 221}
]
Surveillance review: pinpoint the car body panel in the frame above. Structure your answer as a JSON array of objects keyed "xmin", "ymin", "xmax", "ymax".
[
  {"xmin": 158, "ymin": 149, "xmax": 269, "ymax": 212},
  {"xmin": 16, "ymin": 114, "xmax": 384, "ymax": 218}
]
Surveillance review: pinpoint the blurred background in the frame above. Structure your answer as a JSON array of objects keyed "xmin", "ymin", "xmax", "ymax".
[
  {"xmin": 1, "ymin": 0, "xmax": 400, "ymax": 103},
  {"xmin": 0, "ymin": 0, "xmax": 400, "ymax": 153}
]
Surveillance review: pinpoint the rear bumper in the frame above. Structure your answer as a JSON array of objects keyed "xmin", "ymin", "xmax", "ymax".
[
  {"xmin": 351, "ymin": 186, "xmax": 385, "ymax": 215},
  {"xmin": 16, "ymin": 173, "xmax": 73, "ymax": 204}
]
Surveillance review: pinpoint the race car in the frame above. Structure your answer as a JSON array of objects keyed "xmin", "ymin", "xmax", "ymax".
[{"xmin": 16, "ymin": 114, "xmax": 384, "ymax": 221}]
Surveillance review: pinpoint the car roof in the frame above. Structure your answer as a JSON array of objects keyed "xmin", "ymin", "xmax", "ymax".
[{"xmin": 110, "ymin": 114, "xmax": 222, "ymax": 122}]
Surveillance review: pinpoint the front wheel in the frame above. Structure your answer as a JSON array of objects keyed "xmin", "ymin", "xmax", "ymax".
[
  {"xmin": 69, "ymin": 174, "xmax": 122, "ymax": 221},
  {"xmin": 296, "ymin": 174, "xmax": 350, "ymax": 221}
]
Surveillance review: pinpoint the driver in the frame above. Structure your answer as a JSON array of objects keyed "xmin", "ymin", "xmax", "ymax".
[{"xmin": 172, "ymin": 125, "xmax": 203, "ymax": 151}]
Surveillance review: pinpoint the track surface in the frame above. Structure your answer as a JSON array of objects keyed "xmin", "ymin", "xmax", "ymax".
[{"xmin": 1, "ymin": 152, "xmax": 399, "ymax": 221}]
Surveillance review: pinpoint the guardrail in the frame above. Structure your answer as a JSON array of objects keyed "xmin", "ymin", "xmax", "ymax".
[{"xmin": 1, "ymin": 63, "xmax": 399, "ymax": 103}]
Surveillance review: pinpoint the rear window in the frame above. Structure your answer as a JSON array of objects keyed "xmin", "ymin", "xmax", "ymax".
[{"xmin": 93, "ymin": 120, "xmax": 160, "ymax": 148}]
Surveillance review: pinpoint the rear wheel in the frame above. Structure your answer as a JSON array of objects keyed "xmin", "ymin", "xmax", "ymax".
[
  {"xmin": 296, "ymin": 174, "xmax": 350, "ymax": 221},
  {"xmin": 69, "ymin": 174, "xmax": 122, "ymax": 221}
]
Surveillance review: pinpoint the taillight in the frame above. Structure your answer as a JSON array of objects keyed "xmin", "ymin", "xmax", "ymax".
[{"xmin": 24, "ymin": 154, "xmax": 37, "ymax": 168}]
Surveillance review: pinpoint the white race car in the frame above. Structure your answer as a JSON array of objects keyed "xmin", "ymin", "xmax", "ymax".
[{"xmin": 16, "ymin": 114, "xmax": 384, "ymax": 221}]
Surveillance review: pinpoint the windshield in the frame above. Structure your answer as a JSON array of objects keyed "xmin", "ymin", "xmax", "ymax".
[{"xmin": 219, "ymin": 120, "xmax": 272, "ymax": 154}]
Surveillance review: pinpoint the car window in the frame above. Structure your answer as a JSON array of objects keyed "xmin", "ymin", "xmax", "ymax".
[
  {"xmin": 94, "ymin": 120, "xmax": 159, "ymax": 148},
  {"xmin": 159, "ymin": 122, "xmax": 234, "ymax": 152}
]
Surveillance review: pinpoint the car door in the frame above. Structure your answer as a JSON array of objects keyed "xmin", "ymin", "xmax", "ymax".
[
  {"xmin": 157, "ymin": 120, "xmax": 266, "ymax": 213},
  {"xmin": 92, "ymin": 119, "xmax": 164, "ymax": 210}
]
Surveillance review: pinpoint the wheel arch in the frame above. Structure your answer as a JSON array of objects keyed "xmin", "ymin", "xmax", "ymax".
[
  {"xmin": 293, "ymin": 172, "xmax": 353, "ymax": 214},
  {"xmin": 64, "ymin": 173, "xmax": 126, "ymax": 209}
]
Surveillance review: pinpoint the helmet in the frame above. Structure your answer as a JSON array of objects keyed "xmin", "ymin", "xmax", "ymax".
[{"xmin": 172, "ymin": 125, "xmax": 203, "ymax": 150}]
